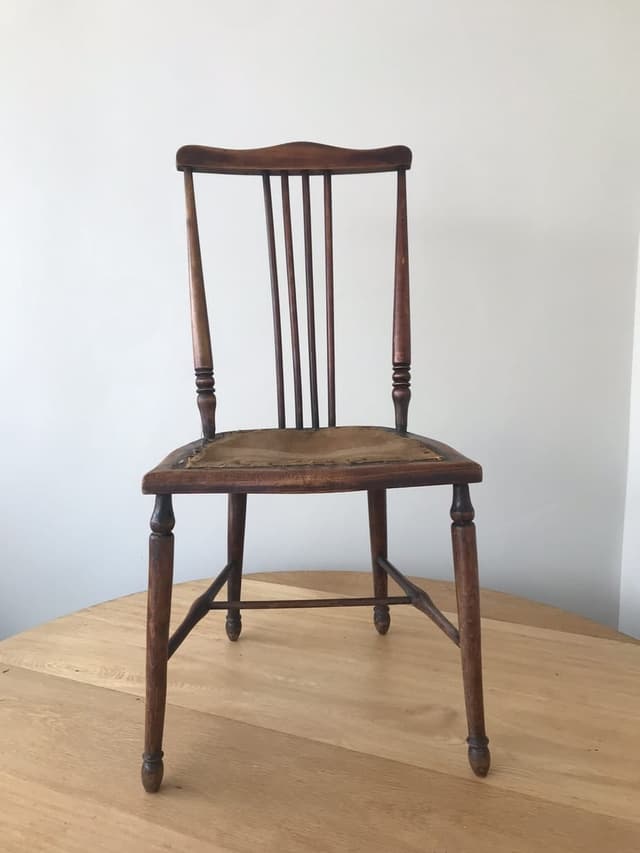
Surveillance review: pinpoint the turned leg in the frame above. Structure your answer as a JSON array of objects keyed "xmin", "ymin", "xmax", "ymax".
[
  {"xmin": 142, "ymin": 494, "xmax": 175, "ymax": 793},
  {"xmin": 368, "ymin": 489, "xmax": 390, "ymax": 635},
  {"xmin": 225, "ymin": 493, "xmax": 247, "ymax": 641},
  {"xmin": 451, "ymin": 484, "xmax": 490, "ymax": 777}
]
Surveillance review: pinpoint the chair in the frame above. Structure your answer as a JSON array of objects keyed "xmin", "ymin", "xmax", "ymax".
[{"xmin": 141, "ymin": 142, "xmax": 490, "ymax": 793}]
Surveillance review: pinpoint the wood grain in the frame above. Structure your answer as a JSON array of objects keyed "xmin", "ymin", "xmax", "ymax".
[
  {"xmin": 301, "ymin": 172, "xmax": 320, "ymax": 428},
  {"xmin": 2, "ymin": 666, "xmax": 638, "ymax": 853},
  {"xmin": 1, "ymin": 571, "xmax": 639, "ymax": 851},
  {"xmin": 183, "ymin": 169, "xmax": 216, "ymax": 439},
  {"xmin": 176, "ymin": 141, "xmax": 412, "ymax": 175},
  {"xmin": 392, "ymin": 168, "xmax": 411, "ymax": 432},
  {"xmin": 280, "ymin": 173, "xmax": 303, "ymax": 428},
  {"xmin": 323, "ymin": 172, "xmax": 336, "ymax": 426},
  {"xmin": 262, "ymin": 174, "xmax": 286, "ymax": 428}
]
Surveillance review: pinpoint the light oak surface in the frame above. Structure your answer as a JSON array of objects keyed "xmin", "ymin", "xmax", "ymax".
[{"xmin": 1, "ymin": 571, "xmax": 639, "ymax": 852}]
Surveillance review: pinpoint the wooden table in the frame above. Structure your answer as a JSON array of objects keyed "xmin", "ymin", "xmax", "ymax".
[{"xmin": 1, "ymin": 571, "xmax": 639, "ymax": 852}]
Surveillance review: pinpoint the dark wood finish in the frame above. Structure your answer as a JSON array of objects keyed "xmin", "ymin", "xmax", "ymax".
[
  {"xmin": 141, "ymin": 141, "xmax": 490, "ymax": 792},
  {"xmin": 177, "ymin": 141, "xmax": 412, "ymax": 176},
  {"xmin": 377, "ymin": 556, "xmax": 460, "ymax": 646},
  {"xmin": 451, "ymin": 484, "xmax": 490, "ymax": 777},
  {"xmin": 367, "ymin": 489, "xmax": 390, "ymax": 634},
  {"xmin": 281, "ymin": 174, "xmax": 304, "ymax": 429},
  {"xmin": 225, "ymin": 493, "xmax": 247, "ymax": 641},
  {"xmin": 262, "ymin": 176, "xmax": 286, "ymax": 428},
  {"xmin": 168, "ymin": 563, "xmax": 232, "ymax": 659},
  {"xmin": 141, "ymin": 494, "xmax": 175, "ymax": 793},
  {"xmin": 302, "ymin": 173, "xmax": 320, "ymax": 429},
  {"xmin": 392, "ymin": 169, "xmax": 411, "ymax": 433},
  {"xmin": 178, "ymin": 143, "xmax": 418, "ymax": 438},
  {"xmin": 179, "ymin": 143, "xmax": 418, "ymax": 437},
  {"xmin": 210, "ymin": 596, "xmax": 411, "ymax": 610},
  {"xmin": 324, "ymin": 173, "xmax": 336, "ymax": 427},
  {"xmin": 184, "ymin": 170, "xmax": 216, "ymax": 440}
]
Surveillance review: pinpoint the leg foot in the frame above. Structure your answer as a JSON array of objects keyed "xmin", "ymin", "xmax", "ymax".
[
  {"xmin": 225, "ymin": 613, "xmax": 242, "ymax": 641},
  {"xmin": 467, "ymin": 736, "xmax": 491, "ymax": 777},
  {"xmin": 141, "ymin": 752, "xmax": 164, "ymax": 793},
  {"xmin": 373, "ymin": 603, "xmax": 390, "ymax": 635}
]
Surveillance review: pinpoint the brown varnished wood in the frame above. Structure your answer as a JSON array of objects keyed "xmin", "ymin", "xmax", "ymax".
[
  {"xmin": 280, "ymin": 175, "xmax": 304, "ymax": 428},
  {"xmin": 302, "ymin": 173, "xmax": 320, "ymax": 428},
  {"xmin": 324, "ymin": 173, "xmax": 336, "ymax": 427},
  {"xmin": 178, "ymin": 145, "xmax": 418, "ymax": 437},
  {"xmin": 226, "ymin": 493, "xmax": 247, "ymax": 641},
  {"xmin": 142, "ymin": 494, "xmax": 174, "ymax": 793},
  {"xmin": 451, "ymin": 484, "xmax": 490, "ymax": 777},
  {"xmin": 141, "ymin": 142, "xmax": 491, "ymax": 792},
  {"xmin": 184, "ymin": 169, "xmax": 216, "ymax": 439},
  {"xmin": 177, "ymin": 141, "xmax": 412, "ymax": 176},
  {"xmin": 377, "ymin": 556, "xmax": 460, "ymax": 646},
  {"xmin": 262, "ymin": 175, "xmax": 286, "ymax": 428},
  {"xmin": 367, "ymin": 489, "xmax": 390, "ymax": 634},
  {"xmin": 392, "ymin": 169, "xmax": 411, "ymax": 433},
  {"xmin": 168, "ymin": 563, "xmax": 233, "ymax": 659},
  {"xmin": 210, "ymin": 596, "xmax": 411, "ymax": 610}
]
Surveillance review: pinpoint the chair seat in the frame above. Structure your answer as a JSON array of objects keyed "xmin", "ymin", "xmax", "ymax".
[{"xmin": 142, "ymin": 426, "xmax": 482, "ymax": 495}]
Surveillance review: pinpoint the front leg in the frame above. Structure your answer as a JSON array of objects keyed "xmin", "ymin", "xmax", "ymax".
[
  {"xmin": 451, "ymin": 484, "xmax": 490, "ymax": 777},
  {"xmin": 142, "ymin": 494, "xmax": 175, "ymax": 793}
]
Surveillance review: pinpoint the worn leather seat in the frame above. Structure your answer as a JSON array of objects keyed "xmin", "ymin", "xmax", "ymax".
[{"xmin": 142, "ymin": 426, "xmax": 481, "ymax": 494}]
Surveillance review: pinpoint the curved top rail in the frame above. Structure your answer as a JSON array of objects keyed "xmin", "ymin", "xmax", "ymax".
[{"xmin": 176, "ymin": 141, "xmax": 412, "ymax": 175}]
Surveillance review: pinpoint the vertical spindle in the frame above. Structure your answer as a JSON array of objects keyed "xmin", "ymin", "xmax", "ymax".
[
  {"xmin": 302, "ymin": 173, "xmax": 319, "ymax": 428},
  {"xmin": 263, "ymin": 175, "xmax": 286, "ymax": 428},
  {"xmin": 324, "ymin": 173, "xmax": 336, "ymax": 427},
  {"xmin": 281, "ymin": 174, "xmax": 304, "ymax": 428}
]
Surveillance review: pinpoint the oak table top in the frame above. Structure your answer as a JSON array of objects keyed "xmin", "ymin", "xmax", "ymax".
[{"xmin": 1, "ymin": 570, "xmax": 639, "ymax": 852}]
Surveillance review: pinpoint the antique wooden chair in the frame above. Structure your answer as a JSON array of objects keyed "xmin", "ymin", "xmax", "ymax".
[{"xmin": 141, "ymin": 142, "xmax": 490, "ymax": 793}]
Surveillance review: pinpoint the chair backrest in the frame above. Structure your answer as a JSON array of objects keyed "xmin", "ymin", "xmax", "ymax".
[{"xmin": 177, "ymin": 141, "xmax": 412, "ymax": 439}]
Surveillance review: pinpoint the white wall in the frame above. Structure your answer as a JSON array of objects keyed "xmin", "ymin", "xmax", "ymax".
[
  {"xmin": 620, "ymin": 243, "xmax": 640, "ymax": 637},
  {"xmin": 2, "ymin": 1, "xmax": 640, "ymax": 639}
]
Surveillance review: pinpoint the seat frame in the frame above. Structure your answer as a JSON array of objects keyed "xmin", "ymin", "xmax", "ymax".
[
  {"xmin": 141, "ymin": 142, "xmax": 490, "ymax": 793},
  {"xmin": 142, "ymin": 431, "xmax": 482, "ymax": 495}
]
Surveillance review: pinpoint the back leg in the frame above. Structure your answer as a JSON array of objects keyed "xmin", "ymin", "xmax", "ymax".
[
  {"xmin": 225, "ymin": 493, "xmax": 247, "ymax": 641},
  {"xmin": 367, "ymin": 489, "xmax": 390, "ymax": 635}
]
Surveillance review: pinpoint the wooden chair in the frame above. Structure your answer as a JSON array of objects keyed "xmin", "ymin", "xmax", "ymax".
[{"xmin": 141, "ymin": 142, "xmax": 490, "ymax": 793}]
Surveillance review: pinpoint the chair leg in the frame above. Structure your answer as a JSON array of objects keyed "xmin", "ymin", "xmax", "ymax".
[
  {"xmin": 450, "ymin": 483, "xmax": 490, "ymax": 777},
  {"xmin": 141, "ymin": 494, "xmax": 175, "ymax": 793},
  {"xmin": 225, "ymin": 493, "xmax": 247, "ymax": 641},
  {"xmin": 367, "ymin": 489, "xmax": 390, "ymax": 635}
]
